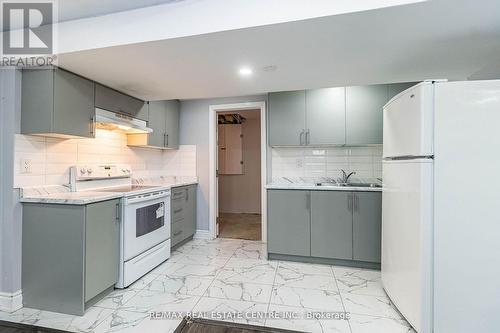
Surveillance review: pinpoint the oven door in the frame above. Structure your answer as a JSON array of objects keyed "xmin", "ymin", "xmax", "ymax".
[{"xmin": 123, "ymin": 191, "xmax": 170, "ymax": 261}]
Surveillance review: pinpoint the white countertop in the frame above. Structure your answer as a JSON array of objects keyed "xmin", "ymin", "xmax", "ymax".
[
  {"xmin": 20, "ymin": 191, "xmax": 125, "ymax": 205},
  {"xmin": 19, "ymin": 179, "xmax": 199, "ymax": 205},
  {"xmin": 265, "ymin": 183, "xmax": 382, "ymax": 192}
]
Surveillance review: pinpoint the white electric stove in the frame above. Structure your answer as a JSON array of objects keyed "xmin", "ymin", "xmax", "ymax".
[{"xmin": 69, "ymin": 164, "xmax": 171, "ymax": 288}]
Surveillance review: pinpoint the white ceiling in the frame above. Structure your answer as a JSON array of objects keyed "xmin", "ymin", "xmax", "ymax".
[
  {"xmin": 57, "ymin": 0, "xmax": 183, "ymax": 22},
  {"xmin": 58, "ymin": 0, "xmax": 500, "ymax": 100}
]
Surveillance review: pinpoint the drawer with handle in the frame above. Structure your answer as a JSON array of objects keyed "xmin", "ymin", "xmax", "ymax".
[
  {"xmin": 171, "ymin": 199, "xmax": 185, "ymax": 222},
  {"xmin": 171, "ymin": 228, "xmax": 184, "ymax": 246},
  {"xmin": 172, "ymin": 218, "xmax": 183, "ymax": 233},
  {"xmin": 171, "ymin": 188, "xmax": 186, "ymax": 200}
]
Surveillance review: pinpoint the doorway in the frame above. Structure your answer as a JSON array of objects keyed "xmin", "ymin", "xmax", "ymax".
[
  {"xmin": 217, "ymin": 110, "xmax": 261, "ymax": 240},
  {"xmin": 208, "ymin": 102, "xmax": 267, "ymax": 242}
]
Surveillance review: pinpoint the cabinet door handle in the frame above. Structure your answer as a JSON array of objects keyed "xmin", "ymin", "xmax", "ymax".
[
  {"xmin": 354, "ymin": 193, "xmax": 359, "ymax": 212},
  {"xmin": 166, "ymin": 134, "xmax": 169, "ymax": 147},
  {"xmin": 90, "ymin": 115, "xmax": 96, "ymax": 137},
  {"xmin": 115, "ymin": 203, "xmax": 120, "ymax": 221},
  {"xmin": 173, "ymin": 230, "xmax": 182, "ymax": 236},
  {"xmin": 306, "ymin": 192, "xmax": 311, "ymax": 211},
  {"xmin": 347, "ymin": 194, "xmax": 352, "ymax": 212},
  {"xmin": 299, "ymin": 130, "xmax": 305, "ymax": 145},
  {"xmin": 306, "ymin": 129, "xmax": 310, "ymax": 145},
  {"xmin": 185, "ymin": 188, "xmax": 189, "ymax": 201},
  {"xmin": 174, "ymin": 208, "xmax": 183, "ymax": 214}
]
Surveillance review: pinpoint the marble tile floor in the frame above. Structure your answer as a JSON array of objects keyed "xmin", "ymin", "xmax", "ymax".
[{"xmin": 0, "ymin": 238, "xmax": 415, "ymax": 333}]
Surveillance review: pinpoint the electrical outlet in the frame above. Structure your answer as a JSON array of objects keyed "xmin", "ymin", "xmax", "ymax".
[
  {"xmin": 21, "ymin": 158, "xmax": 32, "ymax": 174},
  {"xmin": 296, "ymin": 158, "xmax": 303, "ymax": 168}
]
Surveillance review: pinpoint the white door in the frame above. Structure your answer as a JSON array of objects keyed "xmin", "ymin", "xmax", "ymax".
[
  {"xmin": 383, "ymin": 82, "xmax": 434, "ymax": 158},
  {"xmin": 381, "ymin": 159, "xmax": 433, "ymax": 333}
]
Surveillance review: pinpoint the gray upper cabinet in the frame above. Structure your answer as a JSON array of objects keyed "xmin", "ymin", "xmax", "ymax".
[
  {"xmin": 311, "ymin": 191, "xmax": 352, "ymax": 260},
  {"xmin": 22, "ymin": 68, "xmax": 95, "ymax": 138},
  {"xmin": 267, "ymin": 190, "xmax": 311, "ymax": 256},
  {"xmin": 306, "ymin": 88, "xmax": 346, "ymax": 145},
  {"xmin": 94, "ymin": 83, "xmax": 147, "ymax": 121},
  {"xmin": 268, "ymin": 91, "xmax": 306, "ymax": 146},
  {"xmin": 127, "ymin": 100, "xmax": 179, "ymax": 149},
  {"xmin": 164, "ymin": 100, "xmax": 180, "ymax": 149},
  {"xmin": 345, "ymin": 85, "xmax": 388, "ymax": 145},
  {"xmin": 268, "ymin": 83, "xmax": 416, "ymax": 147},
  {"xmin": 353, "ymin": 192, "xmax": 382, "ymax": 263},
  {"xmin": 147, "ymin": 101, "xmax": 168, "ymax": 147}
]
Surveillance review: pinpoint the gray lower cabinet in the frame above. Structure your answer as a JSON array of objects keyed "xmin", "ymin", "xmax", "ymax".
[
  {"xmin": 171, "ymin": 184, "xmax": 197, "ymax": 248},
  {"xmin": 127, "ymin": 100, "xmax": 180, "ymax": 149},
  {"xmin": 21, "ymin": 68, "xmax": 95, "ymax": 138},
  {"xmin": 311, "ymin": 191, "xmax": 352, "ymax": 260},
  {"xmin": 94, "ymin": 83, "xmax": 147, "ymax": 120},
  {"xmin": 268, "ymin": 91, "xmax": 306, "ymax": 146},
  {"xmin": 306, "ymin": 88, "xmax": 346, "ymax": 145},
  {"xmin": 353, "ymin": 192, "xmax": 382, "ymax": 263},
  {"xmin": 268, "ymin": 189, "xmax": 381, "ymax": 266},
  {"xmin": 267, "ymin": 190, "xmax": 311, "ymax": 257},
  {"xmin": 22, "ymin": 199, "xmax": 120, "ymax": 316}
]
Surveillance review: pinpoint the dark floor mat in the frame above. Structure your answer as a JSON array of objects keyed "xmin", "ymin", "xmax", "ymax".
[
  {"xmin": 173, "ymin": 318, "xmax": 304, "ymax": 333},
  {"xmin": 0, "ymin": 320, "xmax": 69, "ymax": 333}
]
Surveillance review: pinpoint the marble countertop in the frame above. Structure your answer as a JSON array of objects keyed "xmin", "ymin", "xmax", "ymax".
[
  {"xmin": 20, "ymin": 191, "xmax": 125, "ymax": 205},
  {"xmin": 19, "ymin": 178, "xmax": 199, "ymax": 205},
  {"xmin": 265, "ymin": 183, "xmax": 382, "ymax": 192}
]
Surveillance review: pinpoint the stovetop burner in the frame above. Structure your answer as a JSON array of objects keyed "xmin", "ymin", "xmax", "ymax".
[{"xmin": 97, "ymin": 185, "xmax": 160, "ymax": 193}]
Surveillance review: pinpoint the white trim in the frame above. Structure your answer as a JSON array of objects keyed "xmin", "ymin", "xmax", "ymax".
[
  {"xmin": 0, "ymin": 290, "xmax": 22, "ymax": 313},
  {"xmin": 193, "ymin": 229, "xmax": 213, "ymax": 240},
  {"xmin": 208, "ymin": 101, "xmax": 267, "ymax": 242}
]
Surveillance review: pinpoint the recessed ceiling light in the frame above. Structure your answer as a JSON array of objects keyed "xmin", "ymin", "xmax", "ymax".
[{"xmin": 239, "ymin": 67, "xmax": 253, "ymax": 77}]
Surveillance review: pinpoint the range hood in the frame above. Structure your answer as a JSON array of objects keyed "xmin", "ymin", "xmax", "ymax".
[{"xmin": 95, "ymin": 108, "xmax": 153, "ymax": 134}]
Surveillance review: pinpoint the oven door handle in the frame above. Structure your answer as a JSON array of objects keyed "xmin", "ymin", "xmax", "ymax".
[{"xmin": 124, "ymin": 191, "xmax": 170, "ymax": 205}]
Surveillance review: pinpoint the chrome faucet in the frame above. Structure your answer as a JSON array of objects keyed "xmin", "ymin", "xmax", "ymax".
[{"xmin": 340, "ymin": 169, "xmax": 356, "ymax": 184}]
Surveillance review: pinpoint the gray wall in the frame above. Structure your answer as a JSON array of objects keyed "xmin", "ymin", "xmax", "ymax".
[
  {"xmin": 179, "ymin": 95, "xmax": 267, "ymax": 231},
  {"xmin": 0, "ymin": 68, "xmax": 22, "ymax": 294}
]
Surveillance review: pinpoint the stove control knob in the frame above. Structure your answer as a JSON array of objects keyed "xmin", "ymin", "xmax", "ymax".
[
  {"xmin": 80, "ymin": 168, "xmax": 86, "ymax": 175},
  {"xmin": 87, "ymin": 168, "xmax": 93, "ymax": 174},
  {"xmin": 122, "ymin": 169, "xmax": 127, "ymax": 173},
  {"xmin": 126, "ymin": 169, "xmax": 131, "ymax": 173}
]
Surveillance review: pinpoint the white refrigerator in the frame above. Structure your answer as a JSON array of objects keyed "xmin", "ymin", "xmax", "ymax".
[{"xmin": 381, "ymin": 80, "xmax": 500, "ymax": 333}]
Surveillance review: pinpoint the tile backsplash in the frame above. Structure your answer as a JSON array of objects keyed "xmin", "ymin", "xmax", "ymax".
[
  {"xmin": 271, "ymin": 146, "xmax": 383, "ymax": 182},
  {"xmin": 14, "ymin": 129, "xmax": 196, "ymax": 188}
]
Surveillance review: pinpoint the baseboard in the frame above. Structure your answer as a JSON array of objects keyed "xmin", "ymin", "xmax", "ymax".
[
  {"xmin": 0, "ymin": 290, "xmax": 22, "ymax": 313},
  {"xmin": 193, "ymin": 230, "xmax": 213, "ymax": 240}
]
